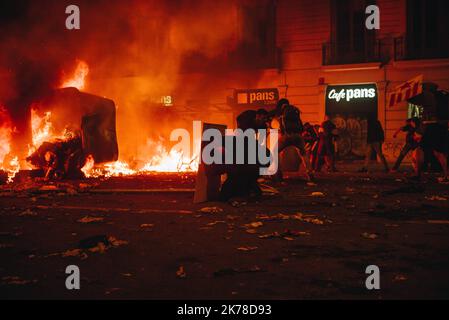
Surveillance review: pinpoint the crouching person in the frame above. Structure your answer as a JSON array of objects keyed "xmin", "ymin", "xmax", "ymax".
[{"xmin": 218, "ymin": 109, "xmax": 271, "ymax": 201}]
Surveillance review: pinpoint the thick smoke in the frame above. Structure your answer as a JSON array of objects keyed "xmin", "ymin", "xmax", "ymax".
[{"xmin": 0, "ymin": 0, "xmax": 262, "ymax": 164}]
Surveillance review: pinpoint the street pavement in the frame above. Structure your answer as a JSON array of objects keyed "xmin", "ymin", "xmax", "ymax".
[{"xmin": 1, "ymin": 163, "xmax": 448, "ymax": 299}]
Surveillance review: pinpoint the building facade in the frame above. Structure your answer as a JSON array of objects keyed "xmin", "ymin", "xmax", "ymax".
[
  {"xmin": 275, "ymin": 0, "xmax": 448, "ymax": 159},
  {"xmin": 174, "ymin": 0, "xmax": 449, "ymax": 160},
  {"xmin": 72, "ymin": 0, "xmax": 448, "ymax": 162}
]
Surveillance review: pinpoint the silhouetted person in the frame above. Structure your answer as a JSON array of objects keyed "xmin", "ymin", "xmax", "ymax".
[
  {"xmin": 359, "ymin": 118, "xmax": 389, "ymax": 173},
  {"xmin": 273, "ymin": 101, "xmax": 312, "ymax": 181},
  {"xmin": 302, "ymin": 122, "xmax": 319, "ymax": 170},
  {"xmin": 391, "ymin": 118, "xmax": 420, "ymax": 172},
  {"xmin": 316, "ymin": 115, "xmax": 338, "ymax": 172},
  {"xmin": 411, "ymin": 118, "xmax": 448, "ymax": 182},
  {"xmin": 236, "ymin": 109, "xmax": 269, "ymax": 131},
  {"xmin": 219, "ymin": 109, "xmax": 270, "ymax": 201}
]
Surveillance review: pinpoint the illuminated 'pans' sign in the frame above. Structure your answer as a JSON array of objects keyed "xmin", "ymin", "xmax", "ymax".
[
  {"xmin": 326, "ymin": 84, "xmax": 378, "ymax": 115},
  {"xmin": 234, "ymin": 88, "xmax": 279, "ymax": 107}
]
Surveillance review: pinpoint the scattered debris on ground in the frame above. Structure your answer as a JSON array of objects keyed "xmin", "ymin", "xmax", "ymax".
[
  {"xmin": 213, "ymin": 266, "xmax": 263, "ymax": 277},
  {"xmin": 259, "ymin": 230, "xmax": 310, "ymax": 241},
  {"xmin": 198, "ymin": 207, "xmax": 223, "ymax": 214},
  {"xmin": 1, "ymin": 276, "xmax": 38, "ymax": 286},
  {"xmin": 361, "ymin": 232, "xmax": 379, "ymax": 240},
  {"xmin": 176, "ymin": 266, "xmax": 187, "ymax": 278},
  {"xmin": 425, "ymin": 195, "xmax": 447, "ymax": 201},
  {"xmin": 77, "ymin": 216, "xmax": 105, "ymax": 224},
  {"xmin": 237, "ymin": 246, "xmax": 258, "ymax": 252}
]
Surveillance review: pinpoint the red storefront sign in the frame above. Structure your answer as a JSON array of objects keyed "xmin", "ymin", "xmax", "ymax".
[{"xmin": 388, "ymin": 75, "xmax": 423, "ymax": 108}]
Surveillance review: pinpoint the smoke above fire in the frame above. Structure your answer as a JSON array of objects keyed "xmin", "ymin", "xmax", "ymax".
[{"xmin": 0, "ymin": 0, "xmax": 263, "ymax": 174}]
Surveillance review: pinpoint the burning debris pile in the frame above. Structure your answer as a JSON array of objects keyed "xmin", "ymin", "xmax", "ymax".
[
  {"xmin": 26, "ymin": 133, "xmax": 85, "ymax": 180},
  {"xmin": 22, "ymin": 87, "xmax": 119, "ymax": 182}
]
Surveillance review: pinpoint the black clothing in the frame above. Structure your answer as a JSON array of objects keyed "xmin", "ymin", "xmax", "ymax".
[
  {"xmin": 236, "ymin": 110, "xmax": 267, "ymax": 131},
  {"xmin": 280, "ymin": 105, "xmax": 303, "ymax": 134},
  {"xmin": 237, "ymin": 110, "xmax": 257, "ymax": 131},
  {"xmin": 303, "ymin": 126, "xmax": 319, "ymax": 145},
  {"xmin": 392, "ymin": 143, "xmax": 416, "ymax": 170},
  {"xmin": 421, "ymin": 123, "xmax": 448, "ymax": 154},
  {"xmin": 401, "ymin": 124, "xmax": 418, "ymax": 148},
  {"xmin": 322, "ymin": 120, "xmax": 336, "ymax": 137},
  {"xmin": 216, "ymin": 132, "xmax": 271, "ymax": 201},
  {"xmin": 367, "ymin": 120, "xmax": 385, "ymax": 144}
]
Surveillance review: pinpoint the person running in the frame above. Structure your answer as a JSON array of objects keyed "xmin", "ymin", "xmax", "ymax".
[
  {"xmin": 391, "ymin": 118, "xmax": 420, "ymax": 172},
  {"xmin": 359, "ymin": 118, "xmax": 389, "ymax": 173}
]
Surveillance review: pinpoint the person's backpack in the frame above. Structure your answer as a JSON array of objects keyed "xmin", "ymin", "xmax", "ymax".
[{"xmin": 281, "ymin": 105, "xmax": 303, "ymax": 134}]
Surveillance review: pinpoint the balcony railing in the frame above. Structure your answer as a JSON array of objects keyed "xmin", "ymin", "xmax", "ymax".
[
  {"xmin": 394, "ymin": 36, "xmax": 449, "ymax": 61},
  {"xmin": 322, "ymin": 40, "xmax": 381, "ymax": 66}
]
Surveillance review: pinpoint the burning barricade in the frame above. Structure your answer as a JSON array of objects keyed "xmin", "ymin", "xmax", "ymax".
[{"xmin": 23, "ymin": 88, "xmax": 119, "ymax": 181}]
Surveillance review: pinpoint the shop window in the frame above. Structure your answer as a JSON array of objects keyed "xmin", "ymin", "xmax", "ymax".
[{"xmin": 408, "ymin": 103, "xmax": 423, "ymax": 119}]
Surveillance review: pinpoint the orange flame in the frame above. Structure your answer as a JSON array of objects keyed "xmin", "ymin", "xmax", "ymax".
[
  {"xmin": 4, "ymin": 58, "xmax": 203, "ymax": 182},
  {"xmin": 140, "ymin": 139, "xmax": 199, "ymax": 173},
  {"xmin": 82, "ymin": 138, "xmax": 200, "ymax": 178},
  {"xmin": 28, "ymin": 108, "xmax": 65, "ymax": 156},
  {"xmin": 0, "ymin": 106, "xmax": 20, "ymax": 183},
  {"xmin": 31, "ymin": 109, "xmax": 53, "ymax": 148},
  {"xmin": 60, "ymin": 60, "xmax": 89, "ymax": 90},
  {"xmin": 0, "ymin": 105, "xmax": 12, "ymax": 165}
]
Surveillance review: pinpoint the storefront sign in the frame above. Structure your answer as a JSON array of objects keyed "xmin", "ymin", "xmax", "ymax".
[
  {"xmin": 325, "ymin": 84, "xmax": 378, "ymax": 115},
  {"xmin": 160, "ymin": 95, "xmax": 174, "ymax": 107},
  {"xmin": 387, "ymin": 75, "xmax": 423, "ymax": 108},
  {"xmin": 325, "ymin": 84, "xmax": 378, "ymax": 161},
  {"xmin": 234, "ymin": 88, "xmax": 279, "ymax": 107},
  {"xmin": 327, "ymin": 86, "xmax": 377, "ymax": 102}
]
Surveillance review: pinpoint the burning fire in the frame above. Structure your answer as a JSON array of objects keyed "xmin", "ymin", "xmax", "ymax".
[
  {"xmin": 60, "ymin": 60, "xmax": 89, "ymax": 90},
  {"xmin": 59, "ymin": 60, "xmax": 200, "ymax": 177},
  {"xmin": 5, "ymin": 157, "xmax": 20, "ymax": 183},
  {"xmin": 0, "ymin": 106, "xmax": 20, "ymax": 183},
  {"xmin": 3, "ymin": 59, "xmax": 201, "ymax": 184},
  {"xmin": 30, "ymin": 108, "xmax": 53, "ymax": 151},
  {"xmin": 28, "ymin": 107, "xmax": 66, "ymax": 156},
  {"xmin": 0, "ymin": 105, "xmax": 12, "ymax": 165},
  {"xmin": 140, "ymin": 138, "xmax": 199, "ymax": 173},
  {"xmin": 82, "ymin": 139, "xmax": 200, "ymax": 178}
]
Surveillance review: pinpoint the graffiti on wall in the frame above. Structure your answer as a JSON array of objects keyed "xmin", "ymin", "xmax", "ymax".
[
  {"xmin": 331, "ymin": 115, "xmax": 368, "ymax": 159},
  {"xmin": 331, "ymin": 114, "xmax": 411, "ymax": 162}
]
